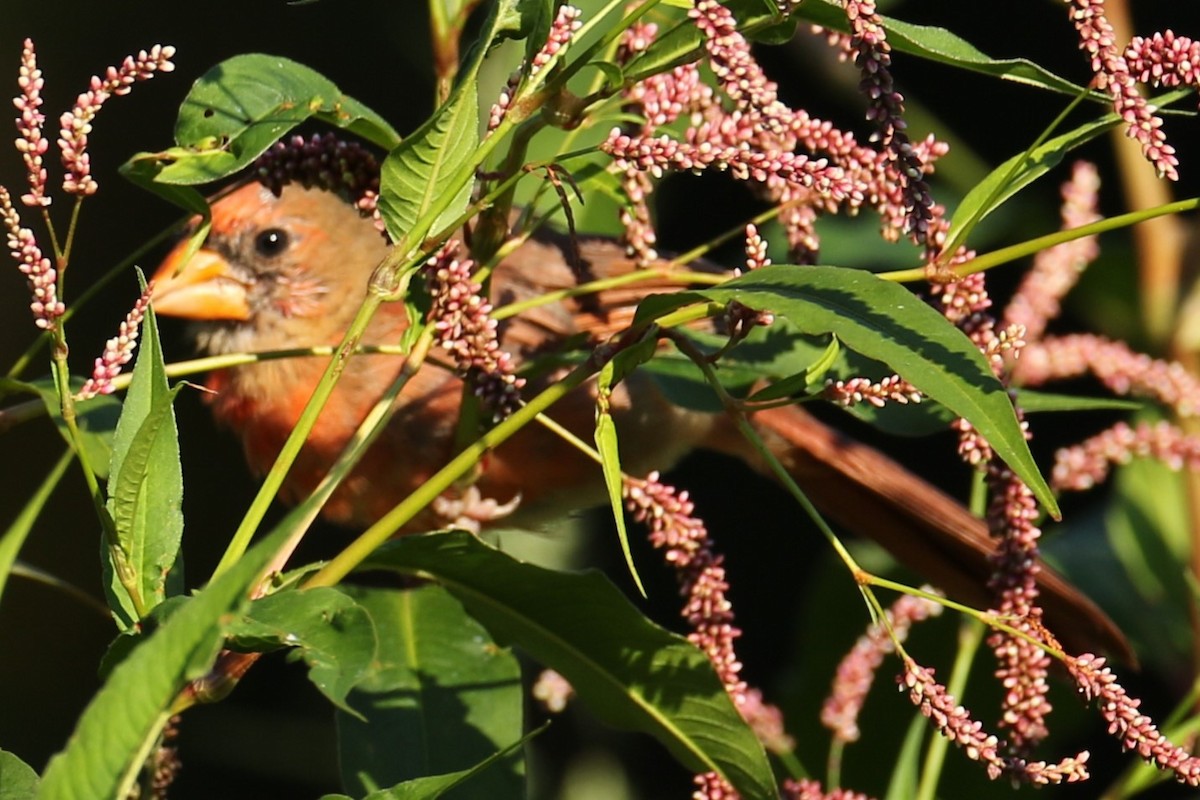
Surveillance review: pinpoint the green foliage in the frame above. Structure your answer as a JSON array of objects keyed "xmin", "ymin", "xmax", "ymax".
[
  {"xmin": 364, "ymin": 532, "xmax": 778, "ymax": 800},
  {"xmin": 228, "ymin": 587, "xmax": 377, "ymax": 715},
  {"xmin": 0, "ymin": 751, "xmax": 39, "ymax": 800},
  {"xmin": 38, "ymin": 523, "xmax": 294, "ymax": 800},
  {"xmin": 334, "ymin": 585, "xmax": 525, "ymax": 798},
  {"xmin": 5, "ymin": 1, "xmax": 1200, "ymax": 798},
  {"xmin": 103, "ymin": 297, "xmax": 184, "ymax": 627}
]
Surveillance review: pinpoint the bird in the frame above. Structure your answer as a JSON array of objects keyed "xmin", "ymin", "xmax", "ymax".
[{"xmin": 150, "ymin": 178, "xmax": 1129, "ymax": 659}]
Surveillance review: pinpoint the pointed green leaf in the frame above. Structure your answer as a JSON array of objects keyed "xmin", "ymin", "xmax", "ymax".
[
  {"xmin": 227, "ymin": 587, "xmax": 376, "ymax": 714},
  {"xmin": 104, "ymin": 298, "xmax": 184, "ymax": 625},
  {"xmin": 694, "ymin": 265, "xmax": 1057, "ymax": 516},
  {"xmin": 0, "ymin": 449, "xmax": 72, "ymax": 605},
  {"xmin": 38, "ymin": 524, "xmax": 293, "ymax": 800},
  {"xmin": 335, "ymin": 585, "xmax": 524, "ymax": 798},
  {"xmin": 378, "ymin": 80, "xmax": 479, "ymax": 248},
  {"xmin": 363, "ymin": 532, "xmax": 778, "ymax": 800},
  {"xmin": 0, "ymin": 749, "xmax": 39, "ymax": 799},
  {"xmin": 596, "ymin": 339, "xmax": 658, "ymax": 599},
  {"xmin": 947, "ymin": 114, "xmax": 1118, "ymax": 248}
]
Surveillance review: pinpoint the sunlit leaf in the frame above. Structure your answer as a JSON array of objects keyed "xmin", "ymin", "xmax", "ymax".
[
  {"xmin": 104, "ymin": 295, "xmax": 184, "ymax": 627},
  {"xmin": 693, "ymin": 266, "xmax": 1057, "ymax": 515}
]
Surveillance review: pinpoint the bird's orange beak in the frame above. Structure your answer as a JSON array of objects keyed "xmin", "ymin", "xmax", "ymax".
[{"xmin": 151, "ymin": 240, "xmax": 252, "ymax": 321}]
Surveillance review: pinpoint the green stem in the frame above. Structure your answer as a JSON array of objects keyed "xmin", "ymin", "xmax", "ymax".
[
  {"xmin": 915, "ymin": 618, "xmax": 985, "ymax": 800},
  {"xmin": 50, "ymin": 332, "xmax": 147, "ymax": 618},
  {"xmin": 210, "ymin": 291, "xmax": 386, "ymax": 578},
  {"xmin": 881, "ymin": 196, "xmax": 1200, "ymax": 284}
]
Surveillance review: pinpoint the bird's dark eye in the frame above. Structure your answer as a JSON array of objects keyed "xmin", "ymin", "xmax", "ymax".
[{"xmin": 253, "ymin": 228, "xmax": 291, "ymax": 258}]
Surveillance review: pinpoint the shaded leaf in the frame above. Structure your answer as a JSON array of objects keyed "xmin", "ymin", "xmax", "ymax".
[
  {"xmin": 363, "ymin": 532, "xmax": 778, "ymax": 800},
  {"xmin": 694, "ymin": 266, "xmax": 1057, "ymax": 515},
  {"xmin": 123, "ymin": 54, "xmax": 399, "ymax": 187},
  {"xmin": 1016, "ymin": 389, "xmax": 1141, "ymax": 414},
  {"xmin": 335, "ymin": 585, "xmax": 524, "ymax": 799},
  {"xmin": 38, "ymin": 524, "xmax": 292, "ymax": 800},
  {"xmin": 30, "ymin": 379, "xmax": 121, "ymax": 480},
  {"xmin": 228, "ymin": 587, "xmax": 376, "ymax": 714}
]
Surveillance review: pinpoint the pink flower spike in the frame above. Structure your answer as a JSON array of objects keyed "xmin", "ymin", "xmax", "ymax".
[
  {"xmin": 530, "ymin": 5, "xmax": 582, "ymax": 78},
  {"xmin": 1066, "ymin": 0, "xmax": 1179, "ymax": 180},
  {"xmin": 76, "ymin": 282, "xmax": 153, "ymax": 401},
  {"xmin": 2, "ymin": 184, "xmax": 63, "ymax": 329},
  {"xmin": 14, "ymin": 38, "xmax": 50, "ymax": 208},
  {"xmin": 59, "ymin": 44, "xmax": 176, "ymax": 197}
]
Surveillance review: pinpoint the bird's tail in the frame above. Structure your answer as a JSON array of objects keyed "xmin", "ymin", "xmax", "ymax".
[{"xmin": 703, "ymin": 403, "xmax": 1131, "ymax": 662}]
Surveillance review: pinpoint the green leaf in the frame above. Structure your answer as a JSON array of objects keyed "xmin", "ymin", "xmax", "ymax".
[
  {"xmin": 746, "ymin": 335, "xmax": 841, "ymax": 402},
  {"xmin": 595, "ymin": 339, "xmax": 658, "ymax": 598},
  {"xmin": 1015, "ymin": 389, "xmax": 1142, "ymax": 414},
  {"xmin": 0, "ymin": 450, "xmax": 73, "ymax": 605},
  {"xmin": 795, "ymin": 0, "xmax": 1094, "ymax": 97},
  {"xmin": 378, "ymin": 79, "xmax": 479, "ymax": 249},
  {"xmin": 0, "ymin": 750, "xmax": 39, "ymax": 799},
  {"xmin": 335, "ymin": 585, "xmax": 524, "ymax": 798},
  {"xmin": 127, "ymin": 53, "xmax": 399, "ymax": 186},
  {"xmin": 364, "ymin": 532, "xmax": 778, "ymax": 800},
  {"xmin": 31, "ymin": 379, "xmax": 121, "ymax": 480},
  {"xmin": 104, "ymin": 296, "xmax": 184, "ymax": 626},
  {"xmin": 694, "ymin": 266, "xmax": 1058, "ymax": 516},
  {"xmin": 947, "ymin": 114, "xmax": 1118, "ymax": 248},
  {"xmin": 37, "ymin": 523, "xmax": 293, "ymax": 800},
  {"xmin": 227, "ymin": 587, "xmax": 376, "ymax": 714}
]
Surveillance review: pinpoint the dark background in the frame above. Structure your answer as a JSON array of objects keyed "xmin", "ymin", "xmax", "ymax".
[{"xmin": 2, "ymin": 1, "xmax": 1200, "ymax": 798}]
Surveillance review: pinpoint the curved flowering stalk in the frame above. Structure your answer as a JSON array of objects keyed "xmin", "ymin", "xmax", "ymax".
[
  {"xmin": 821, "ymin": 591, "xmax": 943, "ymax": 745},
  {"xmin": 1065, "ymin": 0, "xmax": 1179, "ymax": 180},
  {"xmin": 59, "ymin": 44, "xmax": 176, "ymax": 196},
  {"xmin": 624, "ymin": 470, "xmax": 793, "ymax": 798}
]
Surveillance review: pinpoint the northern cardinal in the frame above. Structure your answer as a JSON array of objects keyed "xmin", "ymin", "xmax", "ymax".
[{"xmin": 151, "ymin": 180, "xmax": 1128, "ymax": 658}]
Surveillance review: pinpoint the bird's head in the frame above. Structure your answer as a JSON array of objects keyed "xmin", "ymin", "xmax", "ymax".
[{"xmin": 151, "ymin": 181, "xmax": 390, "ymax": 355}]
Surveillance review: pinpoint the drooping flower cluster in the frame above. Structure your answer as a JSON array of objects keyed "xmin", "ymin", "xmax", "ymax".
[
  {"xmin": 422, "ymin": 242, "xmax": 526, "ymax": 419},
  {"xmin": 821, "ymin": 590, "xmax": 942, "ymax": 743},
  {"xmin": 59, "ymin": 44, "xmax": 176, "ymax": 196},
  {"xmin": 625, "ymin": 470, "xmax": 793, "ymax": 799},
  {"xmin": 900, "ymin": 658, "xmax": 1091, "ymax": 784},
  {"xmin": 605, "ymin": 0, "xmax": 949, "ymax": 266},
  {"xmin": 1069, "ymin": 653, "xmax": 1200, "ymax": 784},
  {"xmin": 1124, "ymin": 30, "xmax": 1200, "ymax": 94},
  {"xmin": 1066, "ymin": 0, "xmax": 1179, "ymax": 180}
]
